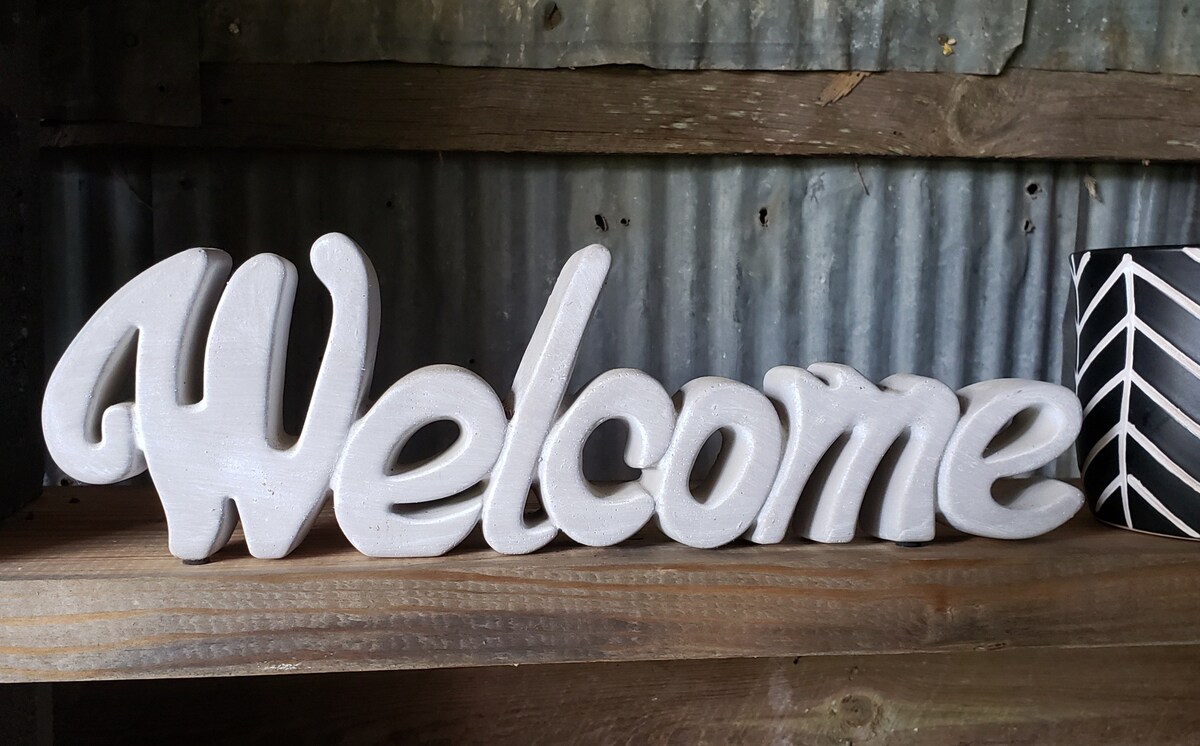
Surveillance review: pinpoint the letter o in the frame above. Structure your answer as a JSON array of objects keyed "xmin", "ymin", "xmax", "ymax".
[{"xmin": 643, "ymin": 377, "xmax": 784, "ymax": 548}]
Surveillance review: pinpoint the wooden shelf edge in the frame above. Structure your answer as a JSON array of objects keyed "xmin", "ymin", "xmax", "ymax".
[
  {"xmin": 46, "ymin": 646, "xmax": 1200, "ymax": 743},
  {"xmin": 1, "ymin": 486, "xmax": 1198, "ymax": 682},
  {"xmin": 39, "ymin": 64, "xmax": 1200, "ymax": 162}
]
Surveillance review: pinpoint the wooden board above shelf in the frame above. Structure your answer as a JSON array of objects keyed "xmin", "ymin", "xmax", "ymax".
[
  {"xmin": 41, "ymin": 63, "xmax": 1200, "ymax": 161},
  {"xmin": 1, "ymin": 486, "xmax": 1199, "ymax": 682}
]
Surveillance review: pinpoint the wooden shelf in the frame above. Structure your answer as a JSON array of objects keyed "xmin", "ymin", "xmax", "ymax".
[
  {"xmin": 42, "ymin": 646, "xmax": 1200, "ymax": 744},
  {"xmin": 1, "ymin": 486, "xmax": 1199, "ymax": 683}
]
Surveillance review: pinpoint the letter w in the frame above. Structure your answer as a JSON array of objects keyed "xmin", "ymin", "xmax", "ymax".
[{"xmin": 42, "ymin": 233, "xmax": 379, "ymax": 560}]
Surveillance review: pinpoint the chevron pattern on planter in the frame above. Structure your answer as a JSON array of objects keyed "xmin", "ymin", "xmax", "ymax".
[{"xmin": 1073, "ymin": 246, "xmax": 1200, "ymax": 539}]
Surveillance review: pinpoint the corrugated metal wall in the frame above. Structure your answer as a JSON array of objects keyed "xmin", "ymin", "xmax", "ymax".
[
  {"xmin": 39, "ymin": 0, "xmax": 1200, "ymax": 480},
  {"xmin": 202, "ymin": 0, "xmax": 1200, "ymax": 74},
  {"xmin": 42, "ymin": 151, "xmax": 1200, "ymax": 477}
]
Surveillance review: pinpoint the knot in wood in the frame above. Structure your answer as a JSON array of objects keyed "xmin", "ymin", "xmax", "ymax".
[{"xmin": 833, "ymin": 692, "xmax": 881, "ymax": 730}]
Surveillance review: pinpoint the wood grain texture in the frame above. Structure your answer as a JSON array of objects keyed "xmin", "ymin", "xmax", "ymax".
[
  {"xmin": 51, "ymin": 647, "xmax": 1200, "ymax": 745},
  {"xmin": 2, "ymin": 486, "xmax": 1200, "ymax": 682},
  {"xmin": 42, "ymin": 63, "xmax": 1200, "ymax": 161}
]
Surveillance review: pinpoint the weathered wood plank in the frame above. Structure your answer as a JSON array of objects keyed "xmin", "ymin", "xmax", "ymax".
[
  {"xmin": 52, "ymin": 647, "xmax": 1200, "ymax": 745},
  {"xmin": 1, "ymin": 487, "xmax": 1198, "ymax": 682},
  {"xmin": 42, "ymin": 63, "xmax": 1200, "ymax": 161}
]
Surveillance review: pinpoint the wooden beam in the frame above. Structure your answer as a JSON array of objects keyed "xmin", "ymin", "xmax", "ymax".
[
  {"xmin": 50, "ymin": 647, "xmax": 1200, "ymax": 744},
  {"xmin": 42, "ymin": 63, "xmax": 1200, "ymax": 161},
  {"xmin": 2, "ymin": 487, "xmax": 1200, "ymax": 681}
]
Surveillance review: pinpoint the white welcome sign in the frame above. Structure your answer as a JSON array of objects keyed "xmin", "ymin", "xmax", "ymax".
[{"xmin": 43, "ymin": 234, "xmax": 1084, "ymax": 561}]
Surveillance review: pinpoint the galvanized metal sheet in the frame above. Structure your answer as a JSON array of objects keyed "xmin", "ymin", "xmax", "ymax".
[
  {"xmin": 41, "ymin": 152, "xmax": 1200, "ymax": 479},
  {"xmin": 1012, "ymin": 0, "xmax": 1200, "ymax": 73},
  {"xmin": 202, "ymin": 0, "xmax": 1027, "ymax": 74},
  {"xmin": 201, "ymin": 0, "xmax": 1200, "ymax": 74}
]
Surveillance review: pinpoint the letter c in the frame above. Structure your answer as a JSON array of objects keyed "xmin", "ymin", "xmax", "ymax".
[{"xmin": 539, "ymin": 368, "xmax": 675, "ymax": 546}]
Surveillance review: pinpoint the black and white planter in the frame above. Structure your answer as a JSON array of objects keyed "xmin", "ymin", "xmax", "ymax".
[{"xmin": 1072, "ymin": 245, "xmax": 1200, "ymax": 539}]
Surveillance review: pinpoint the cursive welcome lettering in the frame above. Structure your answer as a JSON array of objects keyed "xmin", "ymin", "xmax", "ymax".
[{"xmin": 43, "ymin": 233, "xmax": 1084, "ymax": 560}]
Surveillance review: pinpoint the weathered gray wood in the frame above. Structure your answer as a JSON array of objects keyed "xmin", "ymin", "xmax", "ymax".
[
  {"xmin": 42, "ymin": 64, "xmax": 1200, "ymax": 161},
  {"xmin": 1, "ymin": 487, "xmax": 1199, "ymax": 682},
  {"xmin": 52, "ymin": 647, "xmax": 1200, "ymax": 745}
]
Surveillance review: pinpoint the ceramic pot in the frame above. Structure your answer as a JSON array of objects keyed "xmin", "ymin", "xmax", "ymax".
[{"xmin": 1072, "ymin": 245, "xmax": 1200, "ymax": 539}]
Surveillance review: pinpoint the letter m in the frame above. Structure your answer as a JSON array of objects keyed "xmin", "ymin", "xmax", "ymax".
[{"xmin": 748, "ymin": 364, "xmax": 959, "ymax": 544}]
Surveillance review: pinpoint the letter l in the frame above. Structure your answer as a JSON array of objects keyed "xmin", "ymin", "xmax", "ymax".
[{"xmin": 481, "ymin": 244, "xmax": 612, "ymax": 554}]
